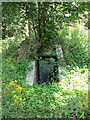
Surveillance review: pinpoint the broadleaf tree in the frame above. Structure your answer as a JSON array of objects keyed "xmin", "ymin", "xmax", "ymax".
[{"xmin": 2, "ymin": 2, "xmax": 89, "ymax": 59}]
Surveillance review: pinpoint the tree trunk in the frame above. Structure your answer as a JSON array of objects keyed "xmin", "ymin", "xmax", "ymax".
[{"xmin": 28, "ymin": 4, "xmax": 31, "ymax": 51}]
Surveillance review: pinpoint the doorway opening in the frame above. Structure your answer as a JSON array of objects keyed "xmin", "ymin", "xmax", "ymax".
[{"xmin": 37, "ymin": 55, "xmax": 59, "ymax": 84}]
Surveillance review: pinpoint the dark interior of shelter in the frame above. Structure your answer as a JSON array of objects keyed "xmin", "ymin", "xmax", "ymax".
[{"xmin": 37, "ymin": 55, "xmax": 59, "ymax": 84}]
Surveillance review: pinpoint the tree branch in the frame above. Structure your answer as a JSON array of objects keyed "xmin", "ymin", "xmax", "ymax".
[
  {"xmin": 28, "ymin": 4, "xmax": 31, "ymax": 51},
  {"xmin": 31, "ymin": 18, "xmax": 38, "ymax": 41}
]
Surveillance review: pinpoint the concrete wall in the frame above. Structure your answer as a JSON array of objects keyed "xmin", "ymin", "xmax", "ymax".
[
  {"xmin": 56, "ymin": 45, "xmax": 65, "ymax": 79},
  {"xmin": 26, "ymin": 45, "xmax": 65, "ymax": 85},
  {"xmin": 26, "ymin": 61, "xmax": 38, "ymax": 85}
]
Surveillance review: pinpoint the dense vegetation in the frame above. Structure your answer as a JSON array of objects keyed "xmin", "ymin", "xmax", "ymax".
[{"xmin": 1, "ymin": 2, "xmax": 89, "ymax": 119}]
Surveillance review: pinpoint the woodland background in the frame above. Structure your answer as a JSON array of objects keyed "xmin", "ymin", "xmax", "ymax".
[{"xmin": 1, "ymin": 2, "xmax": 89, "ymax": 119}]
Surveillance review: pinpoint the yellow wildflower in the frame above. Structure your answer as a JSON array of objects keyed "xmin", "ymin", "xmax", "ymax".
[
  {"xmin": 20, "ymin": 103, "xmax": 22, "ymax": 106},
  {"xmin": 84, "ymin": 100, "xmax": 85, "ymax": 103},
  {"xmin": 12, "ymin": 83, "xmax": 15, "ymax": 86},
  {"xmin": 23, "ymin": 98, "xmax": 26, "ymax": 101},
  {"xmin": 71, "ymin": 91, "xmax": 74, "ymax": 94},
  {"xmin": 14, "ymin": 99, "xmax": 19, "ymax": 105},
  {"xmin": 18, "ymin": 85, "xmax": 21, "ymax": 88},
  {"xmin": 19, "ymin": 88, "xmax": 22, "ymax": 92},
  {"xmin": 6, "ymin": 59, "xmax": 8, "ymax": 61},
  {"xmin": 10, "ymin": 81, "xmax": 14, "ymax": 85},
  {"xmin": 81, "ymin": 91, "xmax": 84, "ymax": 96},
  {"xmin": 19, "ymin": 87, "xmax": 22, "ymax": 91},
  {"xmin": 14, "ymin": 80, "xmax": 17, "ymax": 83},
  {"xmin": 77, "ymin": 24, "xmax": 80, "ymax": 28},
  {"xmin": 79, "ymin": 101, "xmax": 82, "ymax": 106},
  {"xmin": 22, "ymin": 101, "xmax": 25, "ymax": 104},
  {"xmin": 16, "ymin": 97, "xmax": 18, "ymax": 100},
  {"xmin": 79, "ymin": 101, "xmax": 81, "ymax": 104},
  {"xmin": 6, "ymin": 58, "xmax": 10, "ymax": 62},
  {"xmin": 86, "ymin": 105, "xmax": 88, "ymax": 108},
  {"xmin": 59, "ymin": 31, "xmax": 62, "ymax": 33},
  {"xmin": 74, "ymin": 94, "xmax": 76, "ymax": 97},
  {"xmin": 16, "ymin": 86, "xmax": 22, "ymax": 92},
  {"xmin": 66, "ymin": 26, "xmax": 69, "ymax": 29},
  {"xmin": 13, "ymin": 94, "xmax": 17, "ymax": 98},
  {"xmin": 15, "ymin": 99, "xmax": 17, "ymax": 103},
  {"xmin": 16, "ymin": 101, "xmax": 19, "ymax": 104},
  {"xmin": 19, "ymin": 98, "xmax": 22, "ymax": 101}
]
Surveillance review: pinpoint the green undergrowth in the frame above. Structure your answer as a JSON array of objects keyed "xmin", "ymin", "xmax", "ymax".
[
  {"xmin": 58, "ymin": 24, "xmax": 88, "ymax": 70},
  {"xmin": 2, "ymin": 24, "xmax": 88, "ymax": 119},
  {"xmin": 2, "ymin": 57, "xmax": 88, "ymax": 119}
]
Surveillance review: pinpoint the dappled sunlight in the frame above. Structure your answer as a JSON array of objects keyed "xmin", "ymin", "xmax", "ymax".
[
  {"xmin": 59, "ymin": 68, "xmax": 88, "ymax": 91},
  {"xmin": 2, "ymin": 2, "xmax": 88, "ymax": 119}
]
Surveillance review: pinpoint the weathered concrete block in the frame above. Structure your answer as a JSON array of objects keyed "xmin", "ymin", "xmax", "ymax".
[
  {"xmin": 56, "ymin": 45, "xmax": 64, "ymax": 62},
  {"xmin": 26, "ymin": 61, "xmax": 37, "ymax": 85},
  {"xmin": 56, "ymin": 45, "xmax": 65, "ymax": 79}
]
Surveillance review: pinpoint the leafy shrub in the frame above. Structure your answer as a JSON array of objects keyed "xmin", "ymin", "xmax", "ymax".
[
  {"xmin": 2, "ymin": 57, "xmax": 29, "ymax": 85},
  {"xmin": 2, "ymin": 23, "xmax": 88, "ymax": 119},
  {"xmin": 2, "ymin": 34, "xmax": 25, "ymax": 58},
  {"xmin": 2, "ymin": 57, "xmax": 88, "ymax": 118},
  {"xmin": 58, "ymin": 24, "xmax": 88, "ymax": 69},
  {"xmin": 2, "ymin": 79, "xmax": 88, "ymax": 118}
]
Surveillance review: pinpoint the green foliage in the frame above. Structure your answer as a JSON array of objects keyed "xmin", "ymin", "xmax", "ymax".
[
  {"xmin": 2, "ymin": 2, "xmax": 89, "ymax": 119},
  {"xmin": 2, "ymin": 57, "xmax": 88, "ymax": 118},
  {"xmin": 2, "ymin": 57, "xmax": 29, "ymax": 85},
  {"xmin": 58, "ymin": 25, "xmax": 88, "ymax": 70},
  {"xmin": 2, "ymin": 3, "xmax": 23, "ymax": 39},
  {"xmin": 2, "ymin": 35, "xmax": 25, "ymax": 57}
]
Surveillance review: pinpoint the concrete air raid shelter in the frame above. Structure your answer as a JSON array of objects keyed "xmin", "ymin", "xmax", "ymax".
[{"xmin": 26, "ymin": 44, "xmax": 64, "ymax": 85}]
